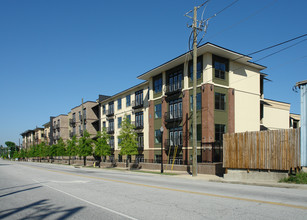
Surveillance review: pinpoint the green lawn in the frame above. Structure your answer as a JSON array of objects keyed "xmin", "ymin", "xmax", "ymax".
[{"xmin": 279, "ymin": 172, "xmax": 307, "ymax": 184}]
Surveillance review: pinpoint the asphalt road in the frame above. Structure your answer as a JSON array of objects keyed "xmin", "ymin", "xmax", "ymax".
[{"xmin": 0, "ymin": 159, "xmax": 306, "ymax": 220}]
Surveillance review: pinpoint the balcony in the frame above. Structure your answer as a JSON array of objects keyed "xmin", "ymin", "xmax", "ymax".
[
  {"xmin": 106, "ymin": 109, "xmax": 114, "ymax": 117},
  {"xmin": 69, "ymin": 118, "xmax": 76, "ymax": 127},
  {"xmin": 69, "ymin": 131, "xmax": 76, "ymax": 138},
  {"xmin": 133, "ymin": 121, "xmax": 144, "ymax": 130},
  {"xmin": 165, "ymin": 84, "xmax": 182, "ymax": 96},
  {"xmin": 164, "ymin": 110, "xmax": 182, "ymax": 123},
  {"xmin": 164, "ymin": 139, "xmax": 183, "ymax": 151},
  {"xmin": 132, "ymin": 100, "xmax": 143, "ymax": 109},
  {"xmin": 137, "ymin": 143, "xmax": 144, "ymax": 151},
  {"xmin": 107, "ymin": 126, "xmax": 114, "ymax": 134}
]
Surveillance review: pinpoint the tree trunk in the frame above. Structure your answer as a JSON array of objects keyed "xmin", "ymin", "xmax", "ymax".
[
  {"xmin": 83, "ymin": 156, "xmax": 86, "ymax": 166},
  {"xmin": 68, "ymin": 156, "xmax": 71, "ymax": 165}
]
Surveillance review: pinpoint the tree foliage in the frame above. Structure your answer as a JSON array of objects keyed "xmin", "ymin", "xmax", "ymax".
[
  {"xmin": 94, "ymin": 129, "xmax": 111, "ymax": 158},
  {"xmin": 78, "ymin": 131, "xmax": 93, "ymax": 157},
  {"xmin": 66, "ymin": 136, "xmax": 77, "ymax": 157},
  {"xmin": 118, "ymin": 115, "xmax": 138, "ymax": 156}
]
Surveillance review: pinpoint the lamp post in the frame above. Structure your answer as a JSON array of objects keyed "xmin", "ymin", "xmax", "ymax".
[{"xmin": 160, "ymin": 126, "xmax": 164, "ymax": 173}]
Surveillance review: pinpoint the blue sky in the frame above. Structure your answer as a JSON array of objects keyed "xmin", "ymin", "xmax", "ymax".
[{"xmin": 0, "ymin": 0, "xmax": 306, "ymax": 147}]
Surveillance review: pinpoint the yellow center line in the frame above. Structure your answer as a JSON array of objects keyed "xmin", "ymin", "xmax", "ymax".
[{"xmin": 23, "ymin": 164, "xmax": 307, "ymax": 210}]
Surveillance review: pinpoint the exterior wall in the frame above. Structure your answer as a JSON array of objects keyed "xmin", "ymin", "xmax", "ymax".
[
  {"xmin": 229, "ymin": 62, "xmax": 261, "ymax": 133},
  {"xmin": 100, "ymin": 83, "xmax": 149, "ymax": 157},
  {"xmin": 262, "ymin": 99, "xmax": 290, "ymax": 130},
  {"xmin": 34, "ymin": 128, "xmax": 44, "ymax": 145},
  {"xmin": 68, "ymin": 102, "xmax": 99, "ymax": 139},
  {"xmin": 43, "ymin": 123, "xmax": 50, "ymax": 145},
  {"xmin": 52, "ymin": 115, "xmax": 69, "ymax": 144}
]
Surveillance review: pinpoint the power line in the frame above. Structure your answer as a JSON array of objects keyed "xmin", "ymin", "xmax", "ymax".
[
  {"xmin": 206, "ymin": 0, "xmax": 278, "ymax": 42},
  {"xmin": 249, "ymin": 34, "xmax": 307, "ymax": 56}
]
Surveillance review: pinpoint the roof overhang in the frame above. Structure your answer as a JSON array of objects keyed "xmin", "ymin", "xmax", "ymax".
[{"xmin": 137, "ymin": 42, "xmax": 266, "ymax": 81}]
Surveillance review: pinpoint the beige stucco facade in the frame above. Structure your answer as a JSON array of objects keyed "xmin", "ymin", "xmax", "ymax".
[
  {"xmin": 261, "ymin": 99, "xmax": 291, "ymax": 130},
  {"xmin": 100, "ymin": 82, "xmax": 149, "ymax": 159}
]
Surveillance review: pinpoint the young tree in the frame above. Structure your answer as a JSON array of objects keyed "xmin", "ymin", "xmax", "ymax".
[
  {"xmin": 78, "ymin": 131, "xmax": 93, "ymax": 166},
  {"xmin": 57, "ymin": 138, "xmax": 66, "ymax": 159},
  {"xmin": 94, "ymin": 129, "xmax": 111, "ymax": 163},
  {"xmin": 118, "ymin": 115, "xmax": 138, "ymax": 167},
  {"xmin": 66, "ymin": 136, "xmax": 77, "ymax": 165}
]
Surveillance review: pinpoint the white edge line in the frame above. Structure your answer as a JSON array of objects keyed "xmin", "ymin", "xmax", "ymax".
[{"xmin": 32, "ymin": 179, "xmax": 138, "ymax": 220}]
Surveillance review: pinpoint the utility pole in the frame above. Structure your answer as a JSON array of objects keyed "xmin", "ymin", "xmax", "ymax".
[
  {"xmin": 185, "ymin": 1, "xmax": 211, "ymax": 176},
  {"xmin": 192, "ymin": 6, "xmax": 198, "ymax": 177}
]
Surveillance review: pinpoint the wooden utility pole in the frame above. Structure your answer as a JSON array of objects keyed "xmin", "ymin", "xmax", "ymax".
[{"xmin": 192, "ymin": 6, "xmax": 198, "ymax": 176}]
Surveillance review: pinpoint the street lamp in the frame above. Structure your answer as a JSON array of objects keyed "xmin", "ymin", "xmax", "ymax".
[{"xmin": 160, "ymin": 126, "xmax": 164, "ymax": 173}]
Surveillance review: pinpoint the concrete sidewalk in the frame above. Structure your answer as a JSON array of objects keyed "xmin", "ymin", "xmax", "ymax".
[{"xmin": 128, "ymin": 168, "xmax": 307, "ymax": 190}]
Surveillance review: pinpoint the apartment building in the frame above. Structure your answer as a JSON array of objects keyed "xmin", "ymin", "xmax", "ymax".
[
  {"xmin": 21, "ymin": 129, "xmax": 35, "ymax": 149},
  {"xmin": 42, "ymin": 122, "xmax": 51, "ymax": 145},
  {"xmin": 68, "ymin": 101, "xmax": 100, "ymax": 139},
  {"xmin": 99, "ymin": 82, "xmax": 149, "ymax": 161},
  {"xmin": 34, "ymin": 127, "xmax": 45, "ymax": 145},
  {"xmin": 51, "ymin": 114, "xmax": 69, "ymax": 144}
]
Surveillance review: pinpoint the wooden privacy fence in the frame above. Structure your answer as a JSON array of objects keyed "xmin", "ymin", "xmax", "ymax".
[{"xmin": 223, "ymin": 128, "xmax": 300, "ymax": 171}]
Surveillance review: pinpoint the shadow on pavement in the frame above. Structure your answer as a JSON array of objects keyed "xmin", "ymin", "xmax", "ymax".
[
  {"xmin": 0, "ymin": 199, "xmax": 84, "ymax": 219},
  {"xmin": 0, "ymin": 186, "xmax": 42, "ymax": 198}
]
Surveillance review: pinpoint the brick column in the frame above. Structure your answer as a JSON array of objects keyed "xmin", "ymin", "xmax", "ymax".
[
  {"xmin": 161, "ymin": 96, "xmax": 168, "ymax": 160},
  {"xmin": 202, "ymin": 84, "xmax": 215, "ymax": 162},
  {"xmin": 148, "ymin": 100, "xmax": 155, "ymax": 161}
]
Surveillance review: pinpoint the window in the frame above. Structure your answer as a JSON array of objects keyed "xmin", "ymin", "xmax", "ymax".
[
  {"xmin": 189, "ymin": 57, "xmax": 202, "ymax": 80},
  {"xmin": 169, "ymin": 127, "xmax": 183, "ymax": 146},
  {"xmin": 137, "ymin": 134, "xmax": 144, "ymax": 148},
  {"xmin": 79, "ymin": 125, "xmax": 82, "ymax": 134},
  {"xmin": 83, "ymin": 108, "xmax": 86, "ymax": 119},
  {"xmin": 169, "ymin": 99, "xmax": 182, "ymax": 119},
  {"xmin": 103, "ymin": 105, "xmax": 106, "ymax": 114},
  {"xmin": 168, "ymin": 70, "xmax": 182, "ymax": 92},
  {"xmin": 72, "ymin": 113, "xmax": 76, "ymax": 121},
  {"xmin": 135, "ymin": 90, "xmax": 143, "ymax": 106},
  {"xmin": 135, "ymin": 112, "xmax": 143, "ymax": 128},
  {"xmin": 108, "ymin": 102, "xmax": 114, "ymax": 114},
  {"xmin": 215, "ymin": 92, "xmax": 226, "ymax": 110},
  {"xmin": 118, "ymin": 138, "xmax": 121, "ymax": 145},
  {"xmin": 109, "ymin": 119, "xmax": 114, "ymax": 131},
  {"xmin": 155, "ymin": 129, "xmax": 162, "ymax": 144},
  {"xmin": 214, "ymin": 61, "xmax": 226, "ymax": 80},
  {"xmin": 118, "ymin": 117, "xmax": 122, "ymax": 128},
  {"xmin": 155, "ymin": 104, "xmax": 162, "ymax": 119},
  {"xmin": 126, "ymin": 115, "xmax": 131, "ymax": 123},
  {"xmin": 103, "ymin": 121, "xmax": 106, "ymax": 128},
  {"xmin": 126, "ymin": 95, "xmax": 131, "ymax": 107},
  {"xmin": 109, "ymin": 136, "xmax": 114, "ymax": 148},
  {"xmin": 190, "ymin": 93, "xmax": 201, "ymax": 111},
  {"xmin": 154, "ymin": 75, "xmax": 162, "ymax": 93},
  {"xmin": 215, "ymin": 124, "xmax": 226, "ymax": 144},
  {"xmin": 117, "ymin": 98, "xmax": 122, "ymax": 110}
]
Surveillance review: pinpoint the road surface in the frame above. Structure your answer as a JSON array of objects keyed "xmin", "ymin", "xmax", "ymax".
[{"xmin": 0, "ymin": 159, "xmax": 306, "ymax": 219}]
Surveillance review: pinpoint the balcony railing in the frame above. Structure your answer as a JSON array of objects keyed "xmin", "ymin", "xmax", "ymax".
[
  {"xmin": 106, "ymin": 109, "xmax": 114, "ymax": 117},
  {"xmin": 164, "ymin": 110, "xmax": 182, "ymax": 123},
  {"xmin": 165, "ymin": 84, "xmax": 182, "ymax": 96},
  {"xmin": 137, "ymin": 142, "xmax": 144, "ymax": 151},
  {"xmin": 107, "ymin": 126, "xmax": 114, "ymax": 134},
  {"xmin": 69, "ymin": 118, "xmax": 76, "ymax": 127},
  {"xmin": 132, "ymin": 100, "xmax": 143, "ymax": 109},
  {"xmin": 164, "ymin": 139, "xmax": 183, "ymax": 151},
  {"xmin": 133, "ymin": 121, "xmax": 144, "ymax": 130}
]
